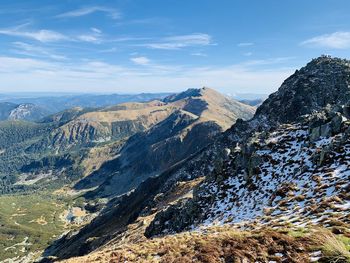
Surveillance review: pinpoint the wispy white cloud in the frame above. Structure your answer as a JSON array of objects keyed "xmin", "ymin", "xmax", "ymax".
[
  {"xmin": 0, "ymin": 25, "xmax": 67, "ymax": 42},
  {"xmin": 77, "ymin": 34, "xmax": 101, "ymax": 43},
  {"xmin": 164, "ymin": 34, "xmax": 211, "ymax": 45},
  {"xmin": 0, "ymin": 56, "xmax": 56, "ymax": 73},
  {"xmin": 301, "ymin": 31, "xmax": 350, "ymax": 49},
  {"xmin": 91, "ymin": 27, "xmax": 102, "ymax": 34},
  {"xmin": 98, "ymin": 47, "xmax": 118, "ymax": 53},
  {"xmin": 115, "ymin": 18, "xmax": 166, "ymax": 27},
  {"xmin": 12, "ymin": 42, "xmax": 66, "ymax": 60},
  {"xmin": 0, "ymin": 24, "xmax": 107, "ymax": 44},
  {"xmin": 140, "ymin": 33, "xmax": 213, "ymax": 50},
  {"xmin": 56, "ymin": 6, "xmax": 121, "ymax": 19},
  {"xmin": 241, "ymin": 57, "xmax": 294, "ymax": 66},
  {"xmin": 130, "ymin": 56, "xmax": 150, "ymax": 65},
  {"xmin": 237, "ymin": 42, "xmax": 254, "ymax": 47},
  {"xmin": 77, "ymin": 28, "xmax": 103, "ymax": 43},
  {"xmin": 110, "ymin": 36, "xmax": 151, "ymax": 42},
  {"xmin": 191, "ymin": 52, "xmax": 207, "ymax": 57}
]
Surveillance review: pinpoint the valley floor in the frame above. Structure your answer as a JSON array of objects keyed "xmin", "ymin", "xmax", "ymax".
[{"xmin": 0, "ymin": 192, "xmax": 90, "ymax": 262}]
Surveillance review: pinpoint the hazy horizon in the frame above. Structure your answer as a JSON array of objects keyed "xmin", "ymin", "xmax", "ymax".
[{"xmin": 0, "ymin": 89, "xmax": 268, "ymax": 101}]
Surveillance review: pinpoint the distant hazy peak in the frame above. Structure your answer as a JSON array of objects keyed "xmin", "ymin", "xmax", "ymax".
[{"xmin": 163, "ymin": 87, "xmax": 218, "ymax": 103}]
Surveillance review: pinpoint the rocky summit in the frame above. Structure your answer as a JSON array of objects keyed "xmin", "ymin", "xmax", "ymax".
[
  {"xmin": 38, "ymin": 57, "xmax": 350, "ymax": 263},
  {"xmin": 256, "ymin": 56, "xmax": 350, "ymax": 124}
]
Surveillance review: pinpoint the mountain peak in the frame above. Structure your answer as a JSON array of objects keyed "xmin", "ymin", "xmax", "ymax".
[
  {"xmin": 254, "ymin": 56, "xmax": 350, "ymax": 124},
  {"xmin": 163, "ymin": 87, "xmax": 218, "ymax": 103},
  {"xmin": 308, "ymin": 55, "xmax": 350, "ymax": 66}
]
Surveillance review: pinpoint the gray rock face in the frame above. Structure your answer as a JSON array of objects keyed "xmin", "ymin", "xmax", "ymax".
[{"xmin": 255, "ymin": 56, "xmax": 350, "ymax": 124}]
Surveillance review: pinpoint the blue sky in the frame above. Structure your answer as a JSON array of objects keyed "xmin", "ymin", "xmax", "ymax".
[{"xmin": 0, "ymin": 0, "xmax": 350, "ymax": 95}]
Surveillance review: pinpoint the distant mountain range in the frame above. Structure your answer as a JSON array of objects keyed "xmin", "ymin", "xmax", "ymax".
[
  {"xmin": 0, "ymin": 87, "xmax": 254, "ymax": 196},
  {"xmin": 0, "ymin": 93, "xmax": 172, "ymax": 114}
]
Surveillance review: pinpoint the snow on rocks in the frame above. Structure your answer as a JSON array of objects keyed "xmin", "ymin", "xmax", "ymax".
[{"xmin": 199, "ymin": 117, "xmax": 350, "ymax": 230}]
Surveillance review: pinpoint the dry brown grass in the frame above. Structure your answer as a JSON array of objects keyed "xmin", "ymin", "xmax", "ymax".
[
  {"xmin": 310, "ymin": 228, "xmax": 350, "ymax": 263},
  {"xmin": 62, "ymin": 226, "xmax": 313, "ymax": 263}
]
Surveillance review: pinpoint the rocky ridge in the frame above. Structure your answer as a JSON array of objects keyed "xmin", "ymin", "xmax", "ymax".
[
  {"xmin": 37, "ymin": 88, "xmax": 254, "ymax": 152},
  {"xmin": 72, "ymin": 87, "xmax": 254, "ymax": 197},
  {"xmin": 146, "ymin": 56, "xmax": 350, "ymax": 235}
]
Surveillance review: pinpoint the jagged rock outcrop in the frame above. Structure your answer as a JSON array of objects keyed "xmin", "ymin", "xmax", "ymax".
[
  {"xmin": 146, "ymin": 108, "xmax": 350, "ymax": 236},
  {"xmin": 256, "ymin": 56, "xmax": 350, "ymax": 124}
]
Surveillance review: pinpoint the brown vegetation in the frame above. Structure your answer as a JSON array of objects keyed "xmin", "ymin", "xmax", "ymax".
[{"xmin": 60, "ymin": 226, "xmax": 327, "ymax": 263}]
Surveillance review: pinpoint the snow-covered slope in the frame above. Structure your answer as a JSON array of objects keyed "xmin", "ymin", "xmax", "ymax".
[
  {"xmin": 200, "ymin": 113, "xmax": 350, "ymax": 230},
  {"xmin": 0, "ymin": 102, "xmax": 49, "ymax": 121}
]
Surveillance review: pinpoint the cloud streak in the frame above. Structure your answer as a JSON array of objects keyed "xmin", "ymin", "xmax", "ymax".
[
  {"xmin": 140, "ymin": 33, "xmax": 213, "ymax": 50},
  {"xmin": 301, "ymin": 31, "xmax": 350, "ymax": 49},
  {"xmin": 56, "ymin": 6, "xmax": 121, "ymax": 19},
  {"xmin": 0, "ymin": 25, "xmax": 107, "ymax": 44},
  {"xmin": 237, "ymin": 42, "xmax": 254, "ymax": 47},
  {"xmin": 191, "ymin": 52, "xmax": 207, "ymax": 57},
  {"xmin": 77, "ymin": 28, "xmax": 103, "ymax": 43},
  {"xmin": 11, "ymin": 42, "xmax": 66, "ymax": 60},
  {"xmin": 0, "ymin": 26, "xmax": 67, "ymax": 42},
  {"xmin": 130, "ymin": 56, "xmax": 150, "ymax": 65}
]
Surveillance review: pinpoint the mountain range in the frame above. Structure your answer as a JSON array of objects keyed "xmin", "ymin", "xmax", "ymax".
[
  {"xmin": 34, "ymin": 56, "xmax": 350, "ymax": 263},
  {"xmin": 1, "ymin": 56, "xmax": 350, "ymax": 263},
  {"xmin": 0, "ymin": 86, "xmax": 255, "ymax": 262},
  {"xmin": 0, "ymin": 93, "xmax": 171, "ymax": 114}
]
